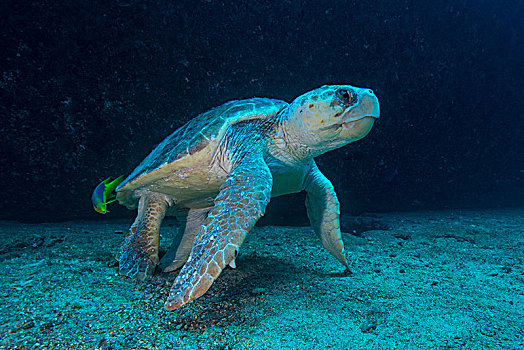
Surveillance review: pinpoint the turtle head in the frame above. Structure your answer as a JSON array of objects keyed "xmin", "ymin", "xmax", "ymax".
[{"xmin": 282, "ymin": 85, "xmax": 380, "ymax": 159}]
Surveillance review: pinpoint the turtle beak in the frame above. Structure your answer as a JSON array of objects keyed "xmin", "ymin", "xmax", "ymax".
[{"xmin": 363, "ymin": 89, "xmax": 380, "ymax": 118}]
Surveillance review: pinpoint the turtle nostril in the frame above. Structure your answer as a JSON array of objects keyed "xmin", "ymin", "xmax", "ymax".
[{"xmin": 368, "ymin": 89, "xmax": 373, "ymax": 94}]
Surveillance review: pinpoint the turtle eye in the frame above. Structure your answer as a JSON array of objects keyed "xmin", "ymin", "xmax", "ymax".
[{"xmin": 335, "ymin": 89, "xmax": 357, "ymax": 107}]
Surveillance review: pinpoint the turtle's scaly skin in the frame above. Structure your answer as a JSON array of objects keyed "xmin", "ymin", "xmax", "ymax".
[
  {"xmin": 117, "ymin": 192, "xmax": 168, "ymax": 279},
  {"xmin": 115, "ymin": 85, "xmax": 380, "ymax": 310},
  {"xmin": 166, "ymin": 148, "xmax": 272, "ymax": 308}
]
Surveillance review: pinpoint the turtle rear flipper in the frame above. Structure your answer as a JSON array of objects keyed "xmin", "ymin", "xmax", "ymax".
[
  {"xmin": 117, "ymin": 192, "xmax": 170, "ymax": 280},
  {"xmin": 165, "ymin": 151, "xmax": 272, "ymax": 310}
]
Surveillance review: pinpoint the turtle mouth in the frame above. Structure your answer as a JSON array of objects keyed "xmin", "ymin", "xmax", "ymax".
[
  {"xmin": 340, "ymin": 115, "xmax": 378, "ymax": 129},
  {"xmin": 321, "ymin": 115, "xmax": 378, "ymax": 133}
]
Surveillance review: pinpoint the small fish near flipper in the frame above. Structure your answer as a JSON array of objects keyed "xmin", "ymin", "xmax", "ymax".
[{"xmin": 91, "ymin": 176, "xmax": 124, "ymax": 214}]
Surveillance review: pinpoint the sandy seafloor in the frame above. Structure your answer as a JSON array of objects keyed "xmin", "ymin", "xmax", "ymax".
[{"xmin": 0, "ymin": 209, "xmax": 523, "ymax": 350}]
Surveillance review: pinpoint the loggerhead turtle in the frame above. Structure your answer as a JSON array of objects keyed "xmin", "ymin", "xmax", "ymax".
[{"xmin": 115, "ymin": 84, "xmax": 380, "ymax": 310}]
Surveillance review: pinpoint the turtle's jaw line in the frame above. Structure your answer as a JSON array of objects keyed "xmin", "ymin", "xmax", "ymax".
[{"xmin": 340, "ymin": 115, "xmax": 378, "ymax": 129}]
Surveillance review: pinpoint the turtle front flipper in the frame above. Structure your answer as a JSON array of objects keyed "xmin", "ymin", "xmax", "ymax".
[
  {"xmin": 304, "ymin": 160, "xmax": 349, "ymax": 270},
  {"xmin": 165, "ymin": 152, "xmax": 272, "ymax": 310},
  {"xmin": 117, "ymin": 192, "xmax": 170, "ymax": 280}
]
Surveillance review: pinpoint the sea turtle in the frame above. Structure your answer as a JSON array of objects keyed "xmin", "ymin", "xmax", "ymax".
[{"xmin": 115, "ymin": 84, "xmax": 380, "ymax": 310}]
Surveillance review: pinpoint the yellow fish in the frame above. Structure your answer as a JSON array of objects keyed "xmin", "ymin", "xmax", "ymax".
[{"xmin": 91, "ymin": 176, "xmax": 124, "ymax": 214}]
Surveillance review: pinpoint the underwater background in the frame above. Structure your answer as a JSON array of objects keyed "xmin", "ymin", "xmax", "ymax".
[{"xmin": 1, "ymin": 0, "xmax": 523, "ymax": 223}]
